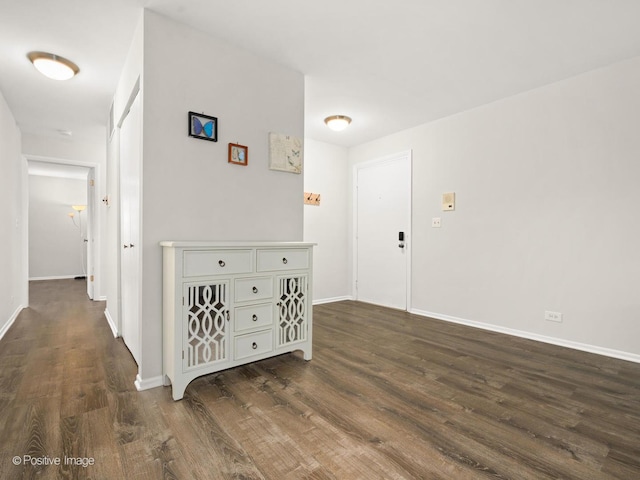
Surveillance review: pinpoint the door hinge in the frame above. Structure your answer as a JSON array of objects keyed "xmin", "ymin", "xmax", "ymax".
[
  {"xmin": 90, "ymin": 275, "xmax": 94, "ymax": 282},
  {"xmin": 90, "ymin": 179, "xmax": 95, "ymax": 187},
  {"xmin": 182, "ymin": 350, "xmax": 184, "ymax": 360}
]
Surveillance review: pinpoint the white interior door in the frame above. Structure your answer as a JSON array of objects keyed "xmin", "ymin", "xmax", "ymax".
[
  {"xmin": 119, "ymin": 92, "xmax": 141, "ymax": 365},
  {"xmin": 355, "ymin": 153, "xmax": 411, "ymax": 310}
]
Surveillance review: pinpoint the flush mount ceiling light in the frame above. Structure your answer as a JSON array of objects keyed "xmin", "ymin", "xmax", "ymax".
[
  {"xmin": 27, "ymin": 51, "xmax": 79, "ymax": 80},
  {"xmin": 324, "ymin": 115, "xmax": 352, "ymax": 131}
]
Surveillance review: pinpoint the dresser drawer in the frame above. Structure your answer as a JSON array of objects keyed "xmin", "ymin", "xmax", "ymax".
[
  {"xmin": 234, "ymin": 303, "xmax": 273, "ymax": 332},
  {"xmin": 234, "ymin": 330, "xmax": 273, "ymax": 360},
  {"xmin": 234, "ymin": 276, "xmax": 273, "ymax": 302},
  {"xmin": 257, "ymin": 248, "xmax": 309, "ymax": 272},
  {"xmin": 183, "ymin": 249, "xmax": 253, "ymax": 277}
]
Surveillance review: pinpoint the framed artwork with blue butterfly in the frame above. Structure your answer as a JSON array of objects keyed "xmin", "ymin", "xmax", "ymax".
[{"xmin": 188, "ymin": 111, "xmax": 218, "ymax": 142}]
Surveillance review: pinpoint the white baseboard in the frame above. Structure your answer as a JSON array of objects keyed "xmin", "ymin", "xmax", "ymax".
[
  {"xmin": 29, "ymin": 275, "xmax": 83, "ymax": 281},
  {"xmin": 135, "ymin": 374, "xmax": 164, "ymax": 391},
  {"xmin": 411, "ymin": 308, "xmax": 640, "ymax": 364},
  {"xmin": 104, "ymin": 308, "xmax": 118, "ymax": 338},
  {"xmin": 313, "ymin": 295, "xmax": 354, "ymax": 305},
  {"xmin": 0, "ymin": 305, "xmax": 25, "ymax": 341}
]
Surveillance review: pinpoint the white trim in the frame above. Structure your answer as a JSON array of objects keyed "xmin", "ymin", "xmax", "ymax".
[
  {"xmin": 353, "ymin": 150, "xmax": 413, "ymax": 311},
  {"xmin": 24, "ymin": 154, "xmax": 99, "ymax": 170},
  {"xmin": 104, "ymin": 308, "xmax": 119, "ymax": 338},
  {"xmin": 313, "ymin": 295, "xmax": 354, "ymax": 305},
  {"xmin": 411, "ymin": 308, "xmax": 640, "ymax": 364},
  {"xmin": 29, "ymin": 275, "xmax": 84, "ymax": 281},
  {"xmin": 0, "ymin": 306, "xmax": 24, "ymax": 341},
  {"xmin": 96, "ymin": 295, "xmax": 107, "ymax": 301},
  {"xmin": 135, "ymin": 374, "xmax": 164, "ymax": 391}
]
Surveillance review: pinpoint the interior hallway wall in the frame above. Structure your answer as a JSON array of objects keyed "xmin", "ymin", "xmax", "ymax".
[
  {"xmin": 28, "ymin": 175, "xmax": 87, "ymax": 280},
  {"xmin": 348, "ymin": 55, "xmax": 640, "ymax": 360},
  {"xmin": 0, "ymin": 89, "xmax": 26, "ymax": 339},
  {"xmin": 108, "ymin": 10, "xmax": 305, "ymax": 384},
  {"xmin": 303, "ymin": 139, "xmax": 350, "ymax": 303}
]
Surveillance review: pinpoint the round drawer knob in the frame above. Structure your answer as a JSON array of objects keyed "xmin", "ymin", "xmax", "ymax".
[
  {"xmin": 282, "ymin": 257, "xmax": 288, "ymax": 264},
  {"xmin": 252, "ymin": 314, "xmax": 258, "ymax": 322},
  {"xmin": 252, "ymin": 286, "xmax": 258, "ymax": 293},
  {"xmin": 252, "ymin": 342, "xmax": 258, "ymax": 350},
  {"xmin": 218, "ymin": 260, "xmax": 225, "ymax": 267}
]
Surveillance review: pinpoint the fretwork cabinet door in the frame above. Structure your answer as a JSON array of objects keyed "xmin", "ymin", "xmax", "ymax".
[
  {"xmin": 276, "ymin": 275, "xmax": 309, "ymax": 348},
  {"xmin": 183, "ymin": 280, "xmax": 230, "ymax": 371}
]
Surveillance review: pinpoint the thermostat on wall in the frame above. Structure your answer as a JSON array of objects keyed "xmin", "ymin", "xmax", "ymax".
[{"xmin": 442, "ymin": 192, "xmax": 455, "ymax": 211}]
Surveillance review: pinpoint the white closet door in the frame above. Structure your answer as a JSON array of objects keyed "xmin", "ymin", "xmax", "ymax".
[{"xmin": 119, "ymin": 92, "xmax": 142, "ymax": 364}]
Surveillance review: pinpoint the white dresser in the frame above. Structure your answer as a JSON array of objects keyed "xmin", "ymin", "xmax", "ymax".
[{"xmin": 160, "ymin": 241, "xmax": 314, "ymax": 400}]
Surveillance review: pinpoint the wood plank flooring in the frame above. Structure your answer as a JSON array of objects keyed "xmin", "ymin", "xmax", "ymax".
[{"xmin": 0, "ymin": 279, "xmax": 639, "ymax": 479}]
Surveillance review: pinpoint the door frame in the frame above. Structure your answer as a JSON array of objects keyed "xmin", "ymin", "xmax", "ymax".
[
  {"xmin": 23, "ymin": 154, "xmax": 101, "ymax": 300},
  {"xmin": 352, "ymin": 150, "xmax": 413, "ymax": 310}
]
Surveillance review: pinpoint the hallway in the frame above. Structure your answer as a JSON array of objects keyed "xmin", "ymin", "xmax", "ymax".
[{"xmin": 0, "ymin": 279, "xmax": 138, "ymax": 478}]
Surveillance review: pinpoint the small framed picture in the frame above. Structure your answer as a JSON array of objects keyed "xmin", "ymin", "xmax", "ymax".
[
  {"xmin": 228, "ymin": 143, "xmax": 248, "ymax": 166},
  {"xmin": 188, "ymin": 111, "xmax": 218, "ymax": 142}
]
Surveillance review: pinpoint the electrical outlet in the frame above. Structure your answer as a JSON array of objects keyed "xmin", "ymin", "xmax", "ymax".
[
  {"xmin": 544, "ymin": 311, "xmax": 563, "ymax": 323},
  {"xmin": 432, "ymin": 217, "xmax": 441, "ymax": 228}
]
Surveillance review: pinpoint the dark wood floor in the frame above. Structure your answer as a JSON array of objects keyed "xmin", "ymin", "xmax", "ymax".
[{"xmin": 0, "ymin": 280, "xmax": 639, "ymax": 479}]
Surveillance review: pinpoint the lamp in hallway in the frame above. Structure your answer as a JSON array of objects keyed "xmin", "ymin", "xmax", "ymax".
[
  {"xmin": 70, "ymin": 205, "xmax": 87, "ymax": 280},
  {"xmin": 28, "ymin": 51, "xmax": 79, "ymax": 80}
]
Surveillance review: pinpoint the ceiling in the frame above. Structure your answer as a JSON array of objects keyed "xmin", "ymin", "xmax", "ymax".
[{"xmin": 2, "ymin": 1, "xmax": 640, "ymax": 149}]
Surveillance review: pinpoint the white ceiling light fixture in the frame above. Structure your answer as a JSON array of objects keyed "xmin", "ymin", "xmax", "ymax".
[
  {"xmin": 27, "ymin": 51, "xmax": 79, "ymax": 81},
  {"xmin": 324, "ymin": 115, "xmax": 352, "ymax": 131}
]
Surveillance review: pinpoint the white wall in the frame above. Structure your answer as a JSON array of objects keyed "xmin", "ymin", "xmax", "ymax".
[
  {"xmin": 349, "ymin": 56, "xmax": 640, "ymax": 360},
  {"xmin": 0, "ymin": 89, "xmax": 26, "ymax": 340},
  {"xmin": 28, "ymin": 175, "xmax": 87, "ymax": 279},
  {"xmin": 303, "ymin": 139, "xmax": 350, "ymax": 302},
  {"xmin": 107, "ymin": 10, "xmax": 305, "ymax": 383}
]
